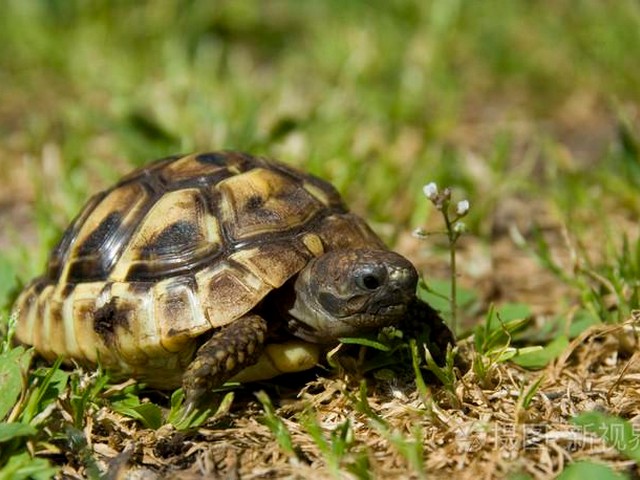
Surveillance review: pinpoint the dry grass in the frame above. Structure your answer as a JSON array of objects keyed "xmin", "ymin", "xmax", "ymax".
[{"xmin": 40, "ymin": 314, "xmax": 638, "ymax": 479}]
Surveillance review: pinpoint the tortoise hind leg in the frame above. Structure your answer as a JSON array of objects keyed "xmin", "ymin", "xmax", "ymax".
[{"xmin": 183, "ymin": 314, "xmax": 267, "ymax": 412}]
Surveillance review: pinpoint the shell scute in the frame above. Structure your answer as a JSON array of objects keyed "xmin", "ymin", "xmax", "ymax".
[
  {"xmin": 112, "ymin": 188, "xmax": 222, "ymax": 281},
  {"xmin": 195, "ymin": 262, "xmax": 271, "ymax": 328},
  {"xmin": 317, "ymin": 213, "xmax": 386, "ymax": 251},
  {"xmin": 31, "ymin": 284, "xmax": 56, "ymax": 360},
  {"xmin": 99, "ymin": 282, "xmax": 155, "ymax": 366},
  {"xmin": 47, "ymin": 193, "xmax": 105, "ymax": 281},
  {"xmin": 159, "ymin": 153, "xmax": 232, "ymax": 184},
  {"xmin": 229, "ymin": 238, "xmax": 313, "ymax": 289},
  {"xmin": 154, "ymin": 277, "xmax": 209, "ymax": 352},
  {"xmin": 69, "ymin": 283, "xmax": 108, "ymax": 364},
  {"xmin": 62, "ymin": 181, "xmax": 154, "ymax": 282},
  {"xmin": 219, "ymin": 167, "xmax": 325, "ymax": 241}
]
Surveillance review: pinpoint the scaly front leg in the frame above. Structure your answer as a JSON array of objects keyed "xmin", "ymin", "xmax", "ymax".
[{"xmin": 183, "ymin": 314, "xmax": 267, "ymax": 412}]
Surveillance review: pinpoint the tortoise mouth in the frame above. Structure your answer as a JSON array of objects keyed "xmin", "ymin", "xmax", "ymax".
[
  {"xmin": 286, "ymin": 316, "xmax": 331, "ymax": 344},
  {"xmin": 286, "ymin": 300, "xmax": 408, "ymax": 344},
  {"xmin": 365, "ymin": 286, "xmax": 414, "ymax": 317},
  {"xmin": 372, "ymin": 303, "xmax": 405, "ymax": 317}
]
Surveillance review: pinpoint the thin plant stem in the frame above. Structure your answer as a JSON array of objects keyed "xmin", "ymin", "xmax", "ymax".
[
  {"xmin": 449, "ymin": 234, "xmax": 458, "ymax": 335},
  {"xmin": 418, "ymin": 182, "xmax": 468, "ymax": 335},
  {"xmin": 443, "ymin": 210, "xmax": 458, "ymax": 334}
]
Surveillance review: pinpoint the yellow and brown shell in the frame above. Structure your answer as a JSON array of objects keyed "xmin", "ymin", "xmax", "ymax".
[{"xmin": 13, "ymin": 152, "xmax": 385, "ymax": 387}]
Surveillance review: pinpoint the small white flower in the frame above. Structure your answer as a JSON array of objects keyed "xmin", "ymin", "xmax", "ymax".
[
  {"xmin": 456, "ymin": 199, "xmax": 470, "ymax": 216},
  {"xmin": 422, "ymin": 182, "xmax": 438, "ymax": 200}
]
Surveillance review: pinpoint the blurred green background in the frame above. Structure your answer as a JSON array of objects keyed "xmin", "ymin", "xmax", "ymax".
[
  {"xmin": 0, "ymin": 3, "xmax": 639, "ymax": 475},
  {"xmin": 0, "ymin": 0, "xmax": 639, "ymax": 288}
]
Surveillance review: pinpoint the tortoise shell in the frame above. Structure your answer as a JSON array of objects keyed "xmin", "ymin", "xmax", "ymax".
[{"xmin": 13, "ymin": 152, "xmax": 385, "ymax": 387}]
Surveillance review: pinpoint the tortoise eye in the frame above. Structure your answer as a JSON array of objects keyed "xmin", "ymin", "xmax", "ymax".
[{"xmin": 355, "ymin": 265, "xmax": 387, "ymax": 291}]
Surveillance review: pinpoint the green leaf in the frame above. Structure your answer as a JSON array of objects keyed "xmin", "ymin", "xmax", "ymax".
[
  {"xmin": 557, "ymin": 461, "xmax": 628, "ymax": 480},
  {"xmin": 298, "ymin": 411, "xmax": 368, "ymax": 478},
  {"xmin": 338, "ymin": 336, "xmax": 391, "ymax": 351},
  {"xmin": 409, "ymin": 340, "xmax": 431, "ymax": 407},
  {"xmin": 0, "ymin": 362, "xmax": 21, "ymax": 422},
  {"xmin": 485, "ymin": 307, "xmax": 531, "ymax": 336},
  {"xmin": 256, "ymin": 390, "xmax": 298, "ymax": 458},
  {"xmin": 69, "ymin": 371, "xmax": 110, "ymax": 428},
  {"xmin": 111, "ymin": 395, "xmax": 163, "ymax": 429},
  {"xmin": 21, "ymin": 361, "xmax": 68, "ymax": 425},
  {"xmin": 573, "ymin": 411, "xmax": 640, "ymax": 462},
  {"xmin": 0, "ymin": 347, "xmax": 33, "ymax": 421},
  {"xmin": 346, "ymin": 380, "xmax": 426, "ymax": 477},
  {"xmin": 0, "ymin": 422, "xmax": 37, "ymax": 443},
  {"xmin": 0, "ymin": 452, "xmax": 58, "ymax": 480},
  {"xmin": 519, "ymin": 375, "xmax": 544, "ymax": 410},
  {"xmin": 568, "ymin": 310, "xmax": 601, "ymax": 338},
  {"xmin": 477, "ymin": 320, "xmax": 530, "ymax": 357},
  {"xmin": 495, "ymin": 303, "xmax": 532, "ymax": 322},
  {"xmin": 418, "ymin": 279, "xmax": 478, "ymax": 319},
  {"xmin": 130, "ymin": 404, "xmax": 163, "ymax": 430},
  {"xmin": 299, "ymin": 410, "xmax": 351, "ymax": 477},
  {"xmin": 511, "ymin": 335, "xmax": 569, "ymax": 369}
]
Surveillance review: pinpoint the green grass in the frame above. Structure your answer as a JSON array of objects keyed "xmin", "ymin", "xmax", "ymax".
[{"xmin": 1, "ymin": 0, "xmax": 639, "ymax": 477}]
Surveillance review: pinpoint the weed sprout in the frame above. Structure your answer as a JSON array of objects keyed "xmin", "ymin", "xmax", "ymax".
[{"xmin": 413, "ymin": 182, "xmax": 470, "ymax": 334}]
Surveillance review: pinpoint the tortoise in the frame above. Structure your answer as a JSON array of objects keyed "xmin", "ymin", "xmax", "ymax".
[{"xmin": 13, "ymin": 151, "xmax": 452, "ymax": 410}]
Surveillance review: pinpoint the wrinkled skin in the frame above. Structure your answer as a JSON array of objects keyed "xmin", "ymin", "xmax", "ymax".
[{"xmin": 184, "ymin": 248, "xmax": 453, "ymax": 412}]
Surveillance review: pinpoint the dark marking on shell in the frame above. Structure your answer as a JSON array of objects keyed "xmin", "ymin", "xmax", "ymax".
[
  {"xmin": 123, "ymin": 262, "xmax": 157, "ymax": 282},
  {"xmin": 126, "ymin": 232, "xmax": 225, "ymax": 281},
  {"xmin": 47, "ymin": 193, "xmax": 106, "ymax": 281},
  {"xmin": 154, "ymin": 276, "xmax": 197, "ymax": 334},
  {"xmin": 196, "ymin": 152, "xmax": 229, "ymax": 166},
  {"xmin": 93, "ymin": 298, "xmax": 131, "ymax": 345},
  {"xmin": 49, "ymin": 301, "xmax": 64, "ymax": 336},
  {"xmin": 61, "ymin": 283, "xmax": 76, "ymax": 298},
  {"xmin": 76, "ymin": 211, "xmax": 123, "ymax": 256},
  {"xmin": 245, "ymin": 194, "xmax": 264, "ymax": 211},
  {"xmin": 29, "ymin": 278, "xmax": 48, "ymax": 296},
  {"xmin": 162, "ymin": 293, "xmax": 192, "ymax": 335},
  {"xmin": 269, "ymin": 161, "xmax": 345, "ymax": 210},
  {"xmin": 141, "ymin": 221, "xmax": 201, "ymax": 259},
  {"xmin": 166, "ymin": 327, "xmax": 181, "ymax": 337},
  {"xmin": 67, "ymin": 257, "xmax": 109, "ymax": 282},
  {"xmin": 246, "ymin": 204, "xmax": 280, "ymax": 223},
  {"xmin": 160, "ymin": 170, "xmax": 233, "ymax": 192},
  {"xmin": 128, "ymin": 281, "xmax": 153, "ymax": 295}
]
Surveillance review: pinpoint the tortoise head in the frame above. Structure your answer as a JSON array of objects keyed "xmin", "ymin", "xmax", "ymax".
[{"xmin": 287, "ymin": 249, "xmax": 418, "ymax": 343}]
